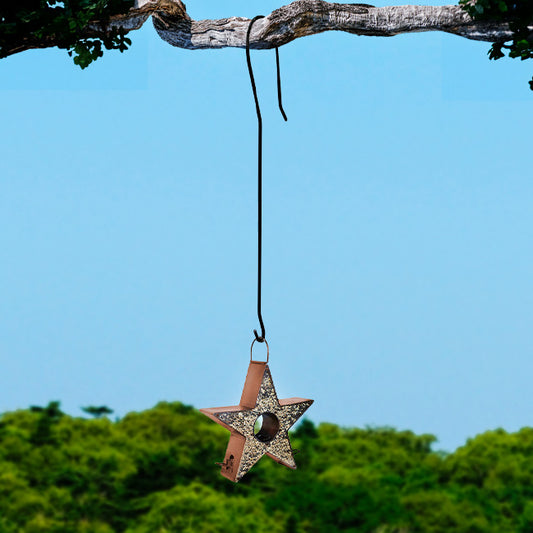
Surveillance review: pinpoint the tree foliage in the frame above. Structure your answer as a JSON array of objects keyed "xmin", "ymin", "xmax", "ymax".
[
  {"xmin": 0, "ymin": 1, "xmax": 133, "ymax": 68},
  {"xmin": 1, "ymin": 400, "xmax": 533, "ymax": 532},
  {"xmin": 82, "ymin": 406, "xmax": 114, "ymax": 418},
  {"xmin": 459, "ymin": 0, "xmax": 533, "ymax": 88}
]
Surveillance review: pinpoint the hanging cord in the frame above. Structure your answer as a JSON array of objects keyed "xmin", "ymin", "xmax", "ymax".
[{"xmin": 246, "ymin": 15, "xmax": 288, "ymax": 344}]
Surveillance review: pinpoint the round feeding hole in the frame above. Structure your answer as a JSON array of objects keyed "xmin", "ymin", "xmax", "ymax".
[{"xmin": 253, "ymin": 412, "xmax": 280, "ymax": 443}]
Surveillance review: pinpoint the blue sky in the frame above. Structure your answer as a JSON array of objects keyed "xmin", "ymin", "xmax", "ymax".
[{"xmin": 1, "ymin": 0, "xmax": 532, "ymax": 452}]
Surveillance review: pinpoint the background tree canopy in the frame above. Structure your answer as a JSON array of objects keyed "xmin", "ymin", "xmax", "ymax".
[{"xmin": 1, "ymin": 401, "xmax": 533, "ymax": 532}]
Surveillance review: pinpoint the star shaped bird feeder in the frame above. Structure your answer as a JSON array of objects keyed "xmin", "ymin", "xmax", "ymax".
[{"xmin": 201, "ymin": 342, "xmax": 313, "ymax": 482}]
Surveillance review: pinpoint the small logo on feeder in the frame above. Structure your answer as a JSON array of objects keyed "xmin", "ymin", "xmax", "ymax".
[
  {"xmin": 224, "ymin": 454, "xmax": 235, "ymax": 473},
  {"xmin": 216, "ymin": 454, "xmax": 235, "ymax": 473}
]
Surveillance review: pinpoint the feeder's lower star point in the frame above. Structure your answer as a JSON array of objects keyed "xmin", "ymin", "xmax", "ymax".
[{"xmin": 201, "ymin": 362, "xmax": 313, "ymax": 482}]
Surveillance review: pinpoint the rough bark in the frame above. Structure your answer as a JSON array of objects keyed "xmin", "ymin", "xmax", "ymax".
[
  {"xmin": 2, "ymin": 0, "xmax": 521, "ymax": 59},
  {"xmin": 152, "ymin": 2, "xmax": 515, "ymax": 50}
]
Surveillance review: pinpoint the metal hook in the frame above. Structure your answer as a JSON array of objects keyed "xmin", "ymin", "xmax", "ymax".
[
  {"xmin": 254, "ymin": 327, "xmax": 266, "ymax": 344},
  {"xmin": 246, "ymin": 16, "xmax": 288, "ymax": 346},
  {"xmin": 246, "ymin": 16, "xmax": 288, "ymax": 123}
]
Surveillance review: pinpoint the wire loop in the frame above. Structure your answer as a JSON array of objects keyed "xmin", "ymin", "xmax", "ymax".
[{"xmin": 250, "ymin": 338, "xmax": 270, "ymax": 363}]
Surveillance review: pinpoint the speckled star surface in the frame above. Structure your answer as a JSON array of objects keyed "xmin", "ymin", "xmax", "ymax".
[{"xmin": 201, "ymin": 361, "xmax": 313, "ymax": 482}]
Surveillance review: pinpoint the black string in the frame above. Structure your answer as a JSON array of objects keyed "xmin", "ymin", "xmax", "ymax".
[{"xmin": 246, "ymin": 16, "xmax": 287, "ymax": 344}]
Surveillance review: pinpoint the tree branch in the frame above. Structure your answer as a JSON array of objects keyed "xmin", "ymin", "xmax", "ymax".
[
  {"xmin": 152, "ymin": 1, "xmax": 516, "ymax": 50},
  {"xmin": 2, "ymin": 0, "xmax": 520, "ymax": 59}
]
